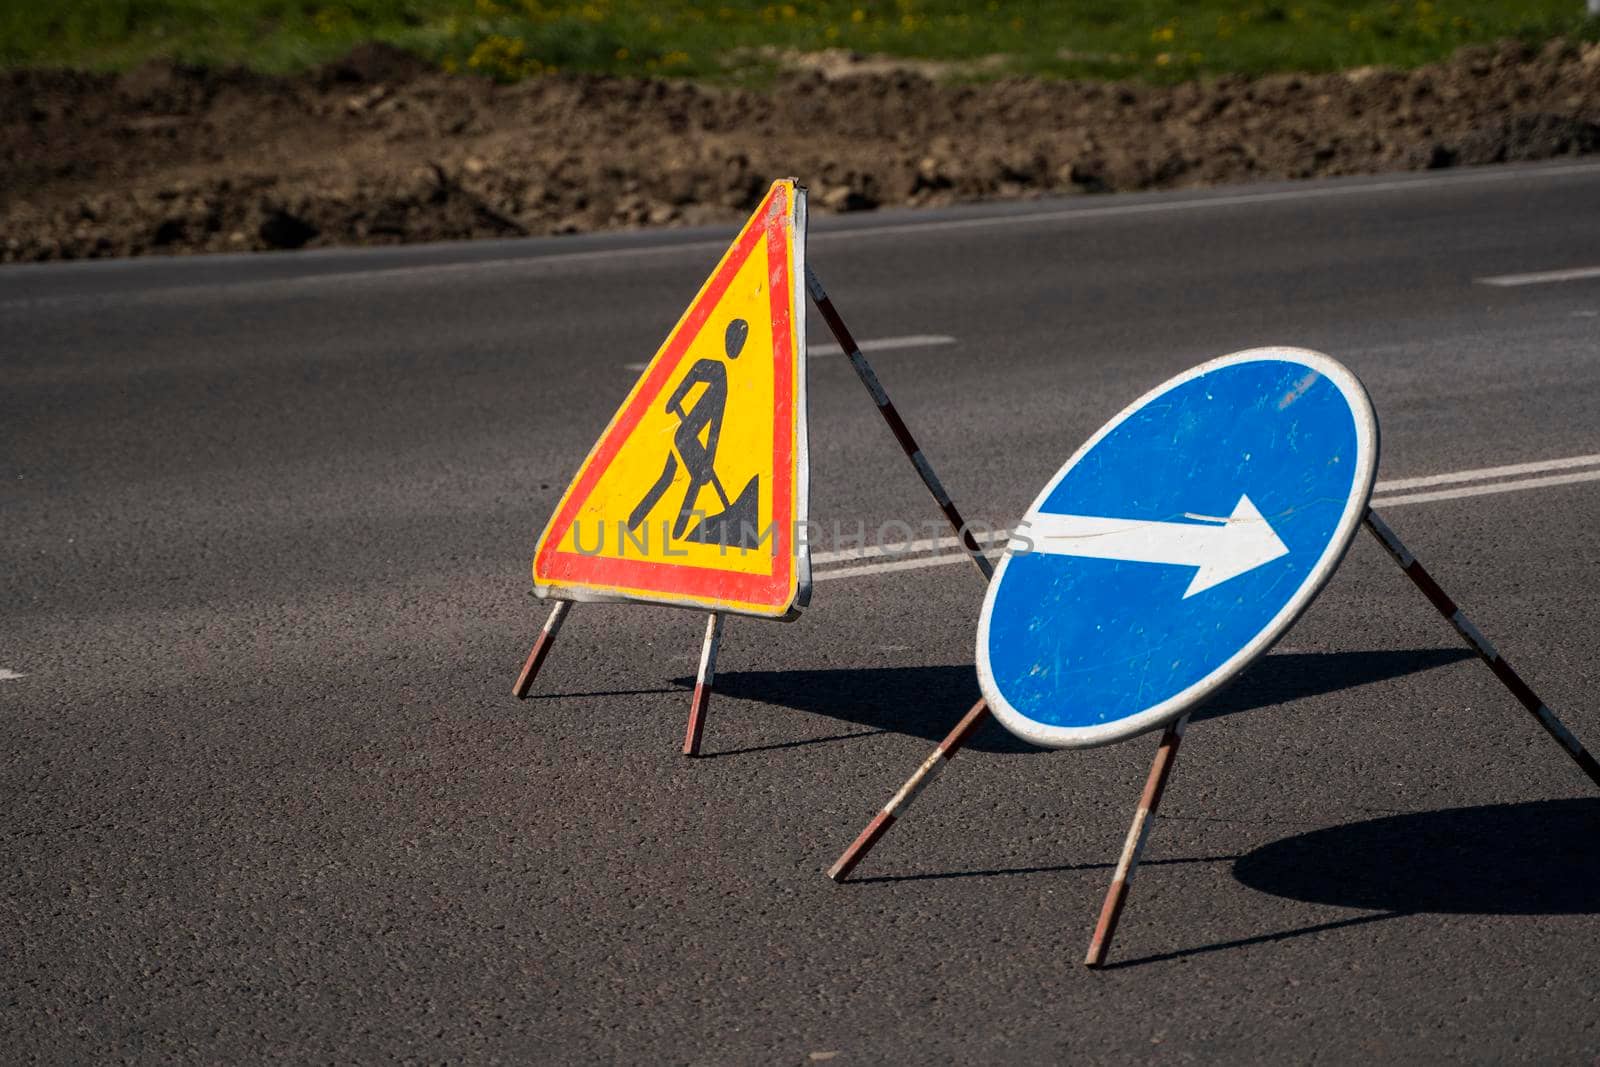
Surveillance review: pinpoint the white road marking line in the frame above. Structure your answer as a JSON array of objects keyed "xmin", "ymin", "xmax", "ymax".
[
  {"xmin": 808, "ymin": 161, "xmax": 1600, "ymax": 245},
  {"xmin": 1368, "ymin": 468, "xmax": 1600, "ymax": 508},
  {"xmin": 484, "ymin": 162, "xmax": 1600, "ymax": 276},
  {"xmin": 51, "ymin": 160, "xmax": 1594, "ymax": 296},
  {"xmin": 814, "ymin": 334, "xmax": 955, "ymax": 357},
  {"xmin": 814, "ymin": 550, "xmax": 984, "ymax": 582},
  {"xmin": 812, "ymin": 453, "xmax": 1600, "ymax": 582},
  {"xmin": 0, "ymin": 668, "xmax": 25, "ymax": 681},
  {"xmin": 1374, "ymin": 452, "xmax": 1600, "ymax": 493},
  {"xmin": 624, "ymin": 333, "xmax": 955, "ymax": 371},
  {"xmin": 811, "ymin": 527, "xmax": 1006, "ymax": 565},
  {"xmin": 1476, "ymin": 265, "xmax": 1600, "ymax": 287}
]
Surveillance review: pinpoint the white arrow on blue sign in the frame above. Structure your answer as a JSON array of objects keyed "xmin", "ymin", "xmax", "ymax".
[{"xmin": 977, "ymin": 348, "xmax": 1379, "ymax": 749}]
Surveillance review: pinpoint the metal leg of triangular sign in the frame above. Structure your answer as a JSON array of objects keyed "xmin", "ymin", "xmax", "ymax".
[
  {"xmin": 1363, "ymin": 508, "xmax": 1600, "ymax": 791},
  {"xmin": 512, "ymin": 600, "xmax": 573, "ymax": 699},
  {"xmin": 683, "ymin": 613, "xmax": 725, "ymax": 758},
  {"xmin": 808, "ymin": 264, "xmax": 999, "ymax": 878},
  {"xmin": 1084, "ymin": 713, "xmax": 1190, "ymax": 968},
  {"xmin": 805, "ymin": 266, "xmax": 994, "ymax": 583},
  {"xmin": 828, "ymin": 698, "xmax": 992, "ymax": 881}
]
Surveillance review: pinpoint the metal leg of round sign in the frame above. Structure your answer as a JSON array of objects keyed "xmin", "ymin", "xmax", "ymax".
[
  {"xmin": 828, "ymin": 698, "xmax": 992, "ymax": 881},
  {"xmin": 804, "ymin": 266, "xmax": 994, "ymax": 583},
  {"xmin": 1084, "ymin": 714, "xmax": 1190, "ymax": 969},
  {"xmin": 683, "ymin": 613, "xmax": 724, "ymax": 758},
  {"xmin": 1363, "ymin": 509, "xmax": 1600, "ymax": 792},
  {"xmin": 512, "ymin": 600, "xmax": 572, "ymax": 699}
]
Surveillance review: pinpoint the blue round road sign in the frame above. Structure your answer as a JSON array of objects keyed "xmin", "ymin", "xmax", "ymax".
[{"xmin": 977, "ymin": 348, "xmax": 1379, "ymax": 749}]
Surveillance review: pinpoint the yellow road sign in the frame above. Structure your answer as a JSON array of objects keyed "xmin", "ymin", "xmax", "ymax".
[{"xmin": 532, "ymin": 180, "xmax": 810, "ymax": 618}]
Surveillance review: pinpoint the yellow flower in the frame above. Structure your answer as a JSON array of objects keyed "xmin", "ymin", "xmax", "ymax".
[{"xmin": 467, "ymin": 33, "xmax": 533, "ymax": 79}]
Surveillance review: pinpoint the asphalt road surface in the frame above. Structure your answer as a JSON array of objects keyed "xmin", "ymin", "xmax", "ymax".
[{"xmin": 5, "ymin": 161, "xmax": 1600, "ymax": 1063}]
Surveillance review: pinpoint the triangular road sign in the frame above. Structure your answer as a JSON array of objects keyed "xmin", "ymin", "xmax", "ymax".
[{"xmin": 532, "ymin": 179, "xmax": 810, "ymax": 619}]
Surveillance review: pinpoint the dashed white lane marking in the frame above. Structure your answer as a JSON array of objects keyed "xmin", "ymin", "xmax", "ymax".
[
  {"xmin": 623, "ymin": 334, "xmax": 954, "ymax": 371},
  {"xmin": 1476, "ymin": 265, "xmax": 1600, "ymax": 287},
  {"xmin": 0, "ymin": 668, "xmax": 25, "ymax": 681},
  {"xmin": 813, "ymin": 451, "xmax": 1600, "ymax": 582},
  {"xmin": 812, "ymin": 334, "xmax": 956, "ymax": 357}
]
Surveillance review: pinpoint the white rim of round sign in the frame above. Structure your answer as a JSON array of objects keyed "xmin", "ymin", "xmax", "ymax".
[{"xmin": 976, "ymin": 346, "xmax": 1380, "ymax": 750}]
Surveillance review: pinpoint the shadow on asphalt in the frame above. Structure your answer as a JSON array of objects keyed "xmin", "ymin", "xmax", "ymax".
[
  {"xmin": 1103, "ymin": 911, "xmax": 1410, "ymax": 970},
  {"xmin": 535, "ymin": 687, "xmax": 684, "ymax": 700},
  {"xmin": 1107, "ymin": 799, "xmax": 1600, "ymax": 969},
  {"xmin": 680, "ymin": 647, "xmax": 1475, "ymax": 753},
  {"xmin": 852, "ymin": 854, "xmax": 1239, "ymax": 886},
  {"xmin": 1234, "ymin": 798, "xmax": 1600, "ymax": 914}
]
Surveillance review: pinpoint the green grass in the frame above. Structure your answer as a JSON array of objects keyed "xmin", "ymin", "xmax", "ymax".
[{"xmin": 4, "ymin": 0, "xmax": 1597, "ymax": 85}]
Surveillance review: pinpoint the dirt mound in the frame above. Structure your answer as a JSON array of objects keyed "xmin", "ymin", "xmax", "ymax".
[
  {"xmin": 3, "ymin": 40, "xmax": 1599, "ymax": 262},
  {"xmin": 318, "ymin": 41, "xmax": 435, "ymax": 87}
]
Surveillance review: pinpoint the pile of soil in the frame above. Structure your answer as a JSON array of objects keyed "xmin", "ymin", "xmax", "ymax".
[{"xmin": 4, "ymin": 39, "xmax": 1599, "ymax": 262}]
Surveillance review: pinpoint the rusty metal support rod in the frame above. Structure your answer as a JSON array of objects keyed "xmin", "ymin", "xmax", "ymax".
[
  {"xmin": 805, "ymin": 265, "xmax": 994, "ymax": 582},
  {"xmin": 1084, "ymin": 714, "xmax": 1190, "ymax": 968},
  {"xmin": 1363, "ymin": 508, "xmax": 1600, "ymax": 791},
  {"xmin": 683, "ymin": 613, "xmax": 724, "ymax": 758},
  {"xmin": 512, "ymin": 600, "xmax": 572, "ymax": 699},
  {"xmin": 828, "ymin": 698, "xmax": 992, "ymax": 881}
]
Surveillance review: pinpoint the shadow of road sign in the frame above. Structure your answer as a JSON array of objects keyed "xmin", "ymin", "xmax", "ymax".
[
  {"xmin": 1235, "ymin": 798, "xmax": 1600, "ymax": 914},
  {"xmin": 685, "ymin": 647, "xmax": 1472, "ymax": 754}
]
